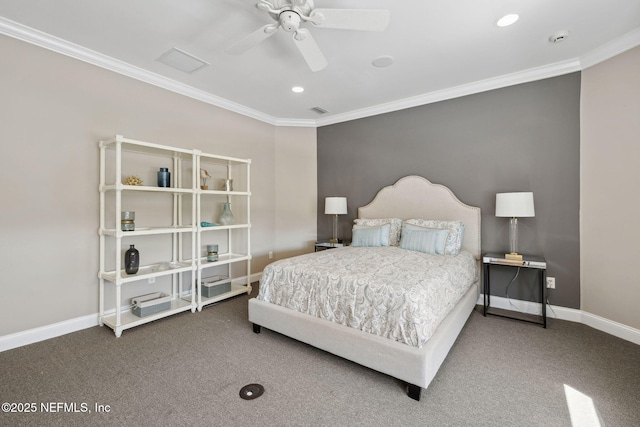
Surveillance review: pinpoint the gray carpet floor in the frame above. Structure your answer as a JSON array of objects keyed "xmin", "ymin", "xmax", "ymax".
[{"xmin": 1, "ymin": 286, "xmax": 639, "ymax": 427}]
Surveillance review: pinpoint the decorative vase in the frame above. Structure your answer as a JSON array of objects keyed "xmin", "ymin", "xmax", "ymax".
[
  {"xmin": 157, "ymin": 167, "xmax": 171, "ymax": 187},
  {"xmin": 219, "ymin": 202, "xmax": 234, "ymax": 225},
  {"xmin": 121, "ymin": 211, "xmax": 135, "ymax": 232},
  {"xmin": 125, "ymin": 245, "xmax": 139, "ymax": 275},
  {"xmin": 206, "ymin": 244, "xmax": 219, "ymax": 262}
]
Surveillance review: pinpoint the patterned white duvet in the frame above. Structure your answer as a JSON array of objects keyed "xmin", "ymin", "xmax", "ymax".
[{"xmin": 257, "ymin": 246, "xmax": 478, "ymax": 348}]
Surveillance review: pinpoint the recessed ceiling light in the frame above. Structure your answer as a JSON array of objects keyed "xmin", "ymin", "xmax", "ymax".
[
  {"xmin": 372, "ymin": 55, "xmax": 394, "ymax": 68},
  {"xmin": 496, "ymin": 14, "xmax": 519, "ymax": 27},
  {"xmin": 292, "ymin": 86, "xmax": 304, "ymax": 93}
]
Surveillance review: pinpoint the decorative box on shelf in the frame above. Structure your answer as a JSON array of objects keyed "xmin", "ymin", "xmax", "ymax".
[
  {"xmin": 201, "ymin": 275, "xmax": 231, "ymax": 298},
  {"xmin": 131, "ymin": 292, "xmax": 171, "ymax": 317}
]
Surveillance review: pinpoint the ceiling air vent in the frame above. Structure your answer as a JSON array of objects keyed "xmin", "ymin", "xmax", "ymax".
[
  {"xmin": 310, "ymin": 106, "xmax": 328, "ymax": 115},
  {"xmin": 156, "ymin": 47, "xmax": 209, "ymax": 74}
]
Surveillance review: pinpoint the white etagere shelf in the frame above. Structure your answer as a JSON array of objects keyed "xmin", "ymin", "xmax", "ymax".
[
  {"xmin": 98, "ymin": 135, "xmax": 251, "ymax": 337},
  {"xmin": 195, "ymin": 150, "xmax": 251, "ymax": 311}
]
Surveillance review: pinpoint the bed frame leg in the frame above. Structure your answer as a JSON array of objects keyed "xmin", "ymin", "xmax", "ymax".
[
  {"xmin": 407, "ymin": 384, "xmax": 421, "ymax": 401},
  {"xmin": 253, "ymin": 324, "xmax": 261, "ymax": 334}
]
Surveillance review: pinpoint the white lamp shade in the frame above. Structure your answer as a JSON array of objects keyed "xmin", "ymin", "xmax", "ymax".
[
  {"xmin": 495, "ymin": 192, "xmax": 535, "ymax": 217},
  {"xmin": 325, "ymin": 197, "xmax": 347, "ymax": 215}
]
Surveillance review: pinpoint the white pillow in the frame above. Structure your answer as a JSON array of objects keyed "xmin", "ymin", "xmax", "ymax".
[
  {"xmin": 353, "ymin": 218, "xmax": 402, "ymax": 246},
  {"xmin": 403, "ymin": 219, "xmax": 465, "ymax": 255}
]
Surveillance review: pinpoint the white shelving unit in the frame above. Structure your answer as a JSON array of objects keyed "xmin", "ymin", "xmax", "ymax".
[
  {"xmin": 195, "ymin": 150, "xmax": 252, "ymax": 311},
  {"xmin": 98, "ymin": 135, "xmax": 251, "ymax": 336}
]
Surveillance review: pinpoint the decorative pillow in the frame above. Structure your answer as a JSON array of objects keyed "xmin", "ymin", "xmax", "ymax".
[
  {"xmin": 404, "ymin": 219, "xmax": 465, "ymax": 255},
  {"xmin": 353, "ymin": 218, "xmax": 402, "ymax": 246},
  {"xmin": 351, "ymin": 224, "xmax": 391, "ymax": 247},
  {"xmin": 400, "ymin": 224, "xmax": 450, "ymax": 255}
]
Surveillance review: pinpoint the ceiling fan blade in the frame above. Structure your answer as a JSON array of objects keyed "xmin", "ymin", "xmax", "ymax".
[
  {"xmin": 310, "ymin": 9, "xmax": 390, "ymax": 31},
  {"xmin": 256, "ymin": 0, "xmax": 274, "ymax": 13},
  {"xmin": 226, "ymin": 24, "xmax": 279, "ymax": 55},
  {"xmin": 292, "ymin": 29, "xmax": 327, "ymax": 72}
]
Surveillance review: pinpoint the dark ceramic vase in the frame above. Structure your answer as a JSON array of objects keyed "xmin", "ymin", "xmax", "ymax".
[{"xmin": 125, "ymin": 245, "xmax": 139, "ymax": 274}]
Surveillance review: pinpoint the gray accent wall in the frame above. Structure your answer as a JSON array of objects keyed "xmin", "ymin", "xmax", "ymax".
[{"xmin": 317, "ymin": 73, "xmax": 581, "ymax": 309}]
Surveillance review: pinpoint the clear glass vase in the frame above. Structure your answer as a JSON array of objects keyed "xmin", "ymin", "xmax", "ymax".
[{"xmin": 219, "ymin": 202, "xmax": 234, "ymax": 225}]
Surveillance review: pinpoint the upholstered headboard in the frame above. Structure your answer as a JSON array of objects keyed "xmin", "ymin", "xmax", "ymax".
[{"xmin": 358, "ymin": 176, "xmax": 481, "ymax": 259}]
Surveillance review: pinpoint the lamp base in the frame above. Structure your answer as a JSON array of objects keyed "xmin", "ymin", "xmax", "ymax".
[{"xmin": 505, "ymin": 252, "xmax": 523, "ymax": 261}]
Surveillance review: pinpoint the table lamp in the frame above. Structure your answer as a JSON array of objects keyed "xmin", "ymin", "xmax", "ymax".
[
  {"xmin": 325, "ymin": 197, "xmax": 347, "ymax": 243},
  {"xmin": 495, "ymin": 192, "xmax": 535, "ymax": 261}
]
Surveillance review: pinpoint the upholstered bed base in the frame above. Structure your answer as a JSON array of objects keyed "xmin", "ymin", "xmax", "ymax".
[{"xmin": 249, "ymin": 278, "xmax": 478, "ymax": 400}]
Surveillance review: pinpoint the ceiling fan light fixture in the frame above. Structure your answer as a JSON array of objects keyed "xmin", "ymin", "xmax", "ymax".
[
  {"xmin": 496, "ymin": 14, "xmax": 519, "ymax": 27},
  {"xmin": 280, "ymin": 11, "xmax": 302, "ymax": 32},
  {"xmin": 292, "ymin": 86, "xmax": 304, "ymax": 93}
]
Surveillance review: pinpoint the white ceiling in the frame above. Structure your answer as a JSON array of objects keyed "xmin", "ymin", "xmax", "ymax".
[{"xmin": 1, "ymin": 0, "xmax": 639, "ymax": 127}]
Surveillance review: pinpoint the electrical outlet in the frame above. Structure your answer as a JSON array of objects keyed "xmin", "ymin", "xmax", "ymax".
[
  {"xmin": 148, "ymin": 277, "xmax": 156, "ymax": 284},
  {"xmin": 268, "ymin": 251, "xmax": 273, "ymax": 259},
  {"xmin": 546, "ymin": 277, "xmax": 555, "ymax": 289}
]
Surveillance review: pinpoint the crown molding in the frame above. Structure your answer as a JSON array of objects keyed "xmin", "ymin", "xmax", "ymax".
[
  {"xmin": 0, "ymin": 16, "xmax": 280, "ymax": 126},
  {"xmin": 272, "ymin": 117, "xmax": 319, "ymax": 127},
  {"xmin": 2, "ymin": 16, "xmax": 639, "ymax": 129},
  {"xmin": 316, "ymin": 30, "xmax": 640, "ymax": 127},
  {"xmin": 315, "ymin": 58, "xmax": 582, "ymax": 126},
  {"xmin": 580, "ymin": 27, "xmax": 640, "ymax": 69}
]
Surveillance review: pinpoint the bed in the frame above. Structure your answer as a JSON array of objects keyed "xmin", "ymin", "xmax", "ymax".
[{"xmin": 248, "ymin": 176, "xmax": 481, "ymax": 400}]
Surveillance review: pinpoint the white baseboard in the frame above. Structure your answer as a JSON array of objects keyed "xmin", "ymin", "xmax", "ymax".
[
  {"xmin": 0, "ymin": 314, "xmax": 99, "ymax": 353},
  {"xmin": 0, "ymin": 273, "xmax": 264, "ymax": 353},
  {"xmin": 249, "ymin": 272, "xmax": 262, "ymax": 285},
  {"xmin": 2, "ymin": 282, "xmax": 637, "ymax": 352},
  {"xmin": 477, "ymin": 294, "xmax": 640, "ymax": 345},
  {"xmin": 581, "ymin": 311, "xmax": 640, "ymax": 346}
]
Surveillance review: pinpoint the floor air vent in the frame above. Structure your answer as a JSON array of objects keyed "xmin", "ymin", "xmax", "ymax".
[{"xmin": 239, "ymin": 383, "xmax": 264, "ymax": 400}]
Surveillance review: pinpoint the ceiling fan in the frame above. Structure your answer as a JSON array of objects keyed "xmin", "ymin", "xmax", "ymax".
[{"xmin": 226, "ymin": 0, "xmax": 390, "ymax": 72}]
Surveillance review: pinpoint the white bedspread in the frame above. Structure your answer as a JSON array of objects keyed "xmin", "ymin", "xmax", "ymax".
[{"xmin": 257, "ymin": 246, "xmax": 478, "ymax": 348}]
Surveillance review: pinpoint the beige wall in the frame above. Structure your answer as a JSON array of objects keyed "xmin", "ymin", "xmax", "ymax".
[
  {"xmin": 274, "ymin": 127, "xmax": 318, "ymax": 259},
  {"xmin": 0, "ymin": 35, "xmax": 317, "ymax": 336},
  {"xmin": 581, "ymin": 46, "xmax": 640, "ymax": 329}
]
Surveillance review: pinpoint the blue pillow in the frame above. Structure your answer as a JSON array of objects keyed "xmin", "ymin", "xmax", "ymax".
[
  {"xmin": 400, "ymin": 224, "xmax": 450, "ymax": 255},
  {"xmin": 352, "ymin": 224, "xmax": 391, "ymax": 247},
  {"xmin": 404, "ymin": 219, "xmax": 465, "ymax": 255}
]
